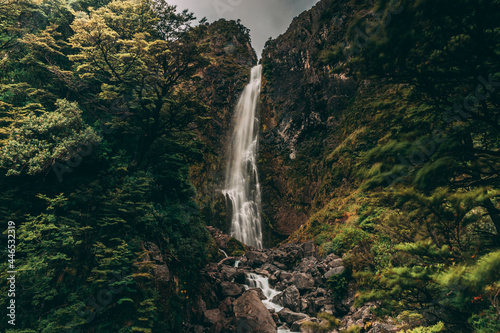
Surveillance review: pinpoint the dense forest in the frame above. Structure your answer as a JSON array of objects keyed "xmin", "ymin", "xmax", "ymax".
[{"xmin": 0, "ymin": 0, "xmax": 498, "ymax": 332}]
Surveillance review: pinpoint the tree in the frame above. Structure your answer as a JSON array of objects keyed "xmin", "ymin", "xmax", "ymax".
[
  {"xmin": 0, "ymin": 99, "xmax": 100, "ymax": 176},
  {"xmin": 69, "ymin": 0, "xmax": 208, "ymax": 168},
  {"xmin": 333, "ymin": 0, "xmax": 500, "ymax": 242}
]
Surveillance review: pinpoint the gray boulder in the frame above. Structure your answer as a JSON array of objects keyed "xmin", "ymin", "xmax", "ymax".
[
  {"xmin": 277, "ymin": 308, "xmax": 309, "ymax": 325},
  {"xmin": 245, "ymin": 251, "xmax": 269, "ymax": 267},
  {"xmin": 234, "ymin": 290, "xmax": 277, "ymax": 333},
  {"xmin": 272, "ymin": 285, "xmax": 301, "ymax": 312},
  {"xmin": 324, "ymin": 266, "xmax": 345, "ymax": 280},
  {"xmin": 220, "ymin": 281, "xmax": 243, "ymax": 297},
  {"xmin": 292, "ymin": 272, "xmax": 315, "ymax": 291}
]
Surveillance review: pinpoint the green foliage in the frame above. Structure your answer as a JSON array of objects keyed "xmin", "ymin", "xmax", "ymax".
[
  {"xmin": 398, "ymin": 322, "xmax": 445, "ymax": 333},
  {"xmin": 0, "ymin": 0, "xmax": 221, "ymax": 332},
  {"xmin": 301, "ymin": 312, "xmax": 341, "ymax": 332},
  {"xmin": 326, "ymin": 271, "xmax": 349, "ymax": 300},
  {"xmin": 340, "ymin": 325, "xmax": 361, "ymax": 333},
  {"xmin": 321, "ymin": 227, "xmax": 371, "ymax": 256},
  {"xmin": 0, "ymin": 99, "xmax": 100, "ymax": 175},
  {"xmin": 468, "ymin": 308, "xmax": 500, "ymax": 333}
]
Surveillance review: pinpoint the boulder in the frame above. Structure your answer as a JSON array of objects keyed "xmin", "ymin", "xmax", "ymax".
[
  {"xmin": 261, "ymin": 263, "xmax": 280, "ymax": 274},
  {"xmin": 255, "ymin": 268, "xmax": 270, "ymax": 277},
  {"xmin": 272, "ymin": 285, "xmax": 301, "ymax": 312},
  {"xmin": 220, "ymin": 266, "xmax": 237, "ymax": 281},
  {"xmin": 245, "ymin": 251, "xmax": 268, "ymax": 267},
  {"xmin": 204, "ymin": 309, "xmax": 225, "ymax": 332},
  {"xmin": 300, "ymin": 240, "xmax": 317, "ymax": 257},
  {"xmin": 367, "ymin": 322, "xmax": 399, "ymax": 333},
  {"xmin": 297, "ymin": 257, "xmax": 319, "ymax": 275},
  {"xmin": 220, "ymin": 281, "xmax": 243, "ymax": 297},
  {"xmin": 324, "ymin": 266, "xmax": 345, "ymax": 280},
  {"xmin": 292, "ymin": 272, "xmax": 315, "ymax": 291},
  {"xmin": 279, "ymin": 271, "xmax": 293, "ymax": 281},
  {"xmin": 218, "ymin": 297, "xmax": 233, "ymax": 314},
  {"xmin": 233, "ymin": 270, "xmax": 247, "ymax": 284},
  {"xmin": 291, "ymin": 317, "xmax": 320, "ymax": 331},
  {"xmin": 278, "ymin": 308, "xmax": 309, "ymax": 325},
  {"xmin": 234, "ymin": 290, "xmax": 277, "ymax": 333}
]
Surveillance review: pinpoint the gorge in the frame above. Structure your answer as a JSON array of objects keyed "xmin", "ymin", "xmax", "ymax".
[{"xmin": 0, "ymin": 0, "xmax": 498, "ymax": 332}]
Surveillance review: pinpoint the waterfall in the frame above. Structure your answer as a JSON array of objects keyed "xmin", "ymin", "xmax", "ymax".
[
  {"xmin": 244, "ymin": 273, "xmax": 298, "ymax": 333},
  {"xmin": 245, "ymin": 273, "xmax": 283, "ymax": 312},
  {"xmin": 223, "ymin": 65, "xmax": 264, "ymax": 249}
]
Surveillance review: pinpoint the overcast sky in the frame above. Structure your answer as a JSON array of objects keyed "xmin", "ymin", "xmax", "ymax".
[{"xmin": 168, "ymin": 0, "xmax": 320, "ymax": 57}]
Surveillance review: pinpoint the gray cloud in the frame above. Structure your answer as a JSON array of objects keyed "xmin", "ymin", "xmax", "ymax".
[{"xmin": 168, "ymin": 0, "xmax": 320, "ymax": 57}]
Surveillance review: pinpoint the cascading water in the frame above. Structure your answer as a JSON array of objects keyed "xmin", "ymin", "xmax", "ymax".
[
  {"xmin": 245, "ymin": 273, "xmax": 297, "ymax": 333},
  {"xmin": 245, "ymin": 273, "xmax": 283, "ymax": 312},
  {"xmin": 223, "ymin": 65, "xmax": 263, "ymax": 249}
]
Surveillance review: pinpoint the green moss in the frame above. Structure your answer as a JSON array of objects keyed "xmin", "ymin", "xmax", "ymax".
[
  {"xmin": 326, "ymin": 271, "xmax": 349, "ymax": 300},
  {"xmin": 301, "ymin": 312, "xmax": 341, "ymax": 332},
  {"xmin": 226, "ymin": 237, "xmax": 247, "ymax": 256},
  {"xmin": 206, "ymin": 237, "xmax": 221, "ymax": 262}
]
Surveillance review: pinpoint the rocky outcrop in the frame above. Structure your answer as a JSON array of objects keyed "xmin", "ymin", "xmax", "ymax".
[{"xmin": 259, "ymin": 0, "xmax": 362, "ymax": 242}]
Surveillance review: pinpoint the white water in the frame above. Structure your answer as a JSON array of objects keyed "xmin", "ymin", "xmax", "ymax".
[
  {"xmin": 244, "ymin": 273, "xmax": 299, "ymax": 333},
  {"xmin": 223, "ymin": 65, "xmax": 264, "ymax": 249},
  {"xmin": 245, "ymin": 273, "xmax": 283, "ymax": 312}
]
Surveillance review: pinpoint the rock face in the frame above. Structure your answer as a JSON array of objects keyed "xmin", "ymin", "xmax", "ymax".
[
  {"xmin": 234, "ymin": 290, "xmax": 277, "ymax": 333},
  {"xmin": 259, "ymin": 0, "xmax": 361, "ymax": 241}
]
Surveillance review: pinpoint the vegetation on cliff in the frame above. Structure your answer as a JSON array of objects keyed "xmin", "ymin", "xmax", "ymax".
[{"xmin": 260, "ymin": 0, "xmax": 499, "ymax": 331}]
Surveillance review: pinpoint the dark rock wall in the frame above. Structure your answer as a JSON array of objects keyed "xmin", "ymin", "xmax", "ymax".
[{"xmin": 259, "ymin": 0, "xmax": 360, "ymax": 243}]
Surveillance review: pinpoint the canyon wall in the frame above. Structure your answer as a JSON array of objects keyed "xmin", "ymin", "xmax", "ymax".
[{"xmin": 259, "ymin": 0, "xmax": 361, "ymax": 243}]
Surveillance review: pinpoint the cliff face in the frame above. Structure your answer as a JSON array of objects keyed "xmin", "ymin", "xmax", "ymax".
[
  {"xmin": 189, "ymin": 19, "xmax": 257, "ymax": 232},
  {"xmin": 259, "ymin": 0, "xmax": 360, "ymax": 243}
]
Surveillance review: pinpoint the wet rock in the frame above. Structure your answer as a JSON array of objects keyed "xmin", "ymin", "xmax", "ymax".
[
  {"xmin": 247, "ymin": 287, "xmax": 267, "ymax": 300},
  {"xmin": 234, "ymin": 290, "xmax": 277, "ymax": 333},
  {"xmin": 277, "ymin": 323, "xmax": 291, "ymax": 332},
  {"xmin": 233, "ymin": 270, "xmax": 247, "ymax": 284}
]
